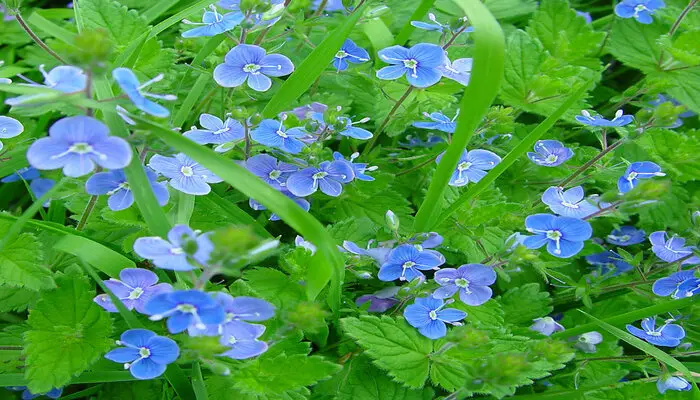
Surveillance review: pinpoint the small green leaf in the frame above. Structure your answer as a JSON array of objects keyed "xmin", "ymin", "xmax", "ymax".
[{"xmin": 0, "ymin": 229, "xmax": 54, "ymax": 291}]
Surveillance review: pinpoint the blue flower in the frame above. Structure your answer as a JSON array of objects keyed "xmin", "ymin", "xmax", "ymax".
[
  {"xmin": 218, "ymin": 0, "xmax": 284, "ymax": 26},
  {"xmin": 342, "ymin": 240, "xmax": 392, "ymax": 266},
  {"xmin": 523, "ymin": 214, "xmax": 592, "ymax": 258},
  {"xmin": 541, "ymin": 186, "xmax": 600, "ymax": 219},
  {"xmin": 356, "ymin": 287, "xmax": 400, "ymax": 312},
  {"xmin": 404, "ymin": 296, "xmax": 466, "ymax": 339},
  {"xmin": 104, "ymin": 329, "xmax": 179, "ymax": 379},
  {"xmin": 575, "ymin": 109, "xmax": 634, "ymax": 127},
  {"xmin": 332, "ymin": 151, "xmax": 377, "ymax": 181},
  {"xmin": 615, "ymin": 0, "xmax": 665, "ymax": 24},
  {"xmin": 676, "ymin": 278, "xmax": 700, "ymax": 298},
  {"xmin": 376, "ymin": 43, "xmax": 445, "ymax": 88},
  {"xmin": 606, "ymin": 226, "xmax": 645, "ymax": 246},
  {"xmin": 649, "ymin": 231, "xmax": 699, "ymax": 265},
  {"xmin": 1, "ymin": 167, "xmax": 40, "ymax": 183},
  {"xmin": 85, "ymin": 168, "xmax": 169, "ymax": 211},
  {"xmin": 400, "ymin": 134, "xmax": 444, "ymax": 148},
  {"xmin": 530, "ymin": 317, "xmax": 565, "ymax": 336},
  {"xmin": 133, "ymin": 224, "xmax": 214, "ymax": 271},
  {"xmin": 181, "ymin": 6, "xmax": 244, "ymax": 38},
  {"xmin": 5, "ymin": 65, "xmax": 86, "ymax": 106},
  {"xmin": 575, "ymin": 10, "xmax": 593, "ymax": 23},
  {"xmin": 93, "ymin": 268, "xmax": 172, "ymax": 314},
  {"xmin": 26, "ymin": 116, "xmax": 132, "ymax": 177},
  {"xmin": 648, "ymin": 94, "xmax": 695, "ymax": 128},
  {"xmin": 286, "ymin": 160, "xmax": 354, "ymax": 197},
  {"xmin": 433, "ymin": 264, "xmax": 496, "ymax": 306},
  {"xmin": 0, "ymin": 116, "xmax": 23, "ymax": 151},
  {"xmin": 30, "ymin": 178, "xmax": 55, "ymax": 207},
  {"xmin": 527, "ymin": 140, "xmax": 574, "ymax": 167},
  {"xmin": 189, "ymin": 292, "xmax": 274, "ymax": 336},
  {"xmin": 113, "ymin": 68, "xmax": 177, "ymax": 118},
  {"xmin": 333, "ymin": 39, "xmax": 369, "ymax": 71},
  {"xmin": 617, "ymin": 161, "xmax": 665, "ymax": 193},
  {"xmin": 585, "ymin": 251, "xmax": 634, "ymax": 276},
  {"xmin": 439, "ymin": 58, "xmax": 472, "ymax": 86},
  {"xmin": 145, "ymin": 290, "xmax": 226, "ymax": 333},
  {"xmin": 378, "ymin": 244, "xmax": 445, "ymax": 282},
  {"xmin": 250, "ymin": 118, "xmax": 307, "ymax": 153},
  {"xmin": 245, "ymin": 153, "xmax": 297, "ymax": 190},
  {"xmin": 214, "ymin": 44, "xmax": 294, "ymax": 92},
  {"xmin": 295, "ymin": 235, "xmax": 317, "ymax": 254},
  {"xmin": 626, "ymin": 317, "xmax": 685, "ymax": 347},
  {"xmin": 148, "ymin": 153, "xmax": 223, "ymax": 195},
  {"xmin": 436, "ymin": 149, "xmax": 501, "ymax": 187},
  {"xmin": 657, "ymin": 376, "xmax": 692, "ymax": 394},
  {"xmin": 219, "ymin": 320, "xmax": 269, "ymax": 359},
  {"xmin": 410, "ymin": 13, "xmax": 448, "ymax": 32},
  {"xmin": 312, "ymin": 0, "xmax": 345, "ymax": 11},
  {"xmin": 292, "ymin": 102, "xmax": 327, "ymax": 120},
  {"xmin": 184, "ymin": 113, "xmax": 245, "ymax": 145},
  {"xmin": 574, "ymin": 331, "xmax": 603, "ymax": 353},
  {"xmin": 413, "ymin": 111, "xmax": 458, "ymax": 133},
  {"xmin": 7, "ymin": 386, "xmax": 63, "ymax": 399},
  {"xmin": 652, "ymin": 271, "xmax": 696, "ymax": 298}
]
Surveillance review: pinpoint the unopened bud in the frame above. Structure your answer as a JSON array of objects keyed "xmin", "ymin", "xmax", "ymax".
[{"xmin": 385, "ymin": 210, "xmax": 399, "ymax": 232}]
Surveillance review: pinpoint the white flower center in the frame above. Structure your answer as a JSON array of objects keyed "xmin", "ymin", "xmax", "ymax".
[
  {"xmin": 561, "ymin": 201, "xmax": 579, "ymax": 209},
  {"xmin": 276, "ymin": 130, "xmax": 288, "ymax": 138},
  {"xmin": 269, "ymin": 169, "xmax": 281, "ymax": 180},
  {"xmin": 627, "ymin": 171, "xmax": 638, "ymax": 180},
  {"xmin": 545, "ymin": 154, "xmax": 558, "ymax": 163},
  {"xmin": 457, "ymin": 161, "xmax": 472, "ymax": 171},
  {"xmin": 335, "ymin": 50, "xmax": 348, "ymax": 59},
  {"xmin": 243, "ymin": 63, "xmax": 261, "ymax": 73},
  {"xmin": 170, "ymin": 247, "xmax": 184, "ymax": 255},
  {"xmin": 138, "ymin": 347, "xmax": 151, "ymax": 358},
  {"xmin": 177, "ymin": 304, "xmax": 196, "ymax": 313},
  {"xmin": 181, "ymin": 166, "xmax": 194, "ymax": 177},
  {"xmin": 313, "ymin": 171, "xmax": 328, "ymax": 180},
  {"xmin": 455, "ymin": 278, "xmax": 469, "ymax": 288},
  {"xmin": 127, "ymin": 287, "xmax": 144, "ymax": 300},
  {"xmin": 429, "ymin": 310, "xmax": 438, "ymax": 320}
]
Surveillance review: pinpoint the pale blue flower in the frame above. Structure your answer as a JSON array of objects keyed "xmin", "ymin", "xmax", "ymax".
[
  {"xmin": 626, "ymin": 317, "xmax": 685, "ymax": 347},
  {"xmin": 530, "ymin": 317, "xmax": 565, "ymax": 336},
  {"xmin": 433, "ymin": 264, "xmax": 496, "ymax": 306},
  {"xmin": 105, "ymin": 329, "xmax": 179, "ymax": 379},
  {"xmin": 575, "ymin": 109, "xmax": 634, "ymax": 127},
  {"xmin": 439, "ymin": 57, "xmax": 472, "ymax": 86},
  {"xmin": 404, "ymin": 296, "xmax": 466, "ymax": 339},
  {"xmin": 333, "ymin": 39, "xmax": 369, "ymax": 71},
  {"xmin": 649, "ymin": 231, "xmax": 699, "ymax": 265},
  {"xmin": 214, "ymin": 44, "xmax": 294, "ymax": 92},
  {"xmin": 182, "ymin": 6, "xmax": 244, "ymax": 38},
  {"xmin": 541, "ymin": 186, "xmax": 599, "ymax": 218},
  {"xmin": 617, "ymin": 161, "xmax": 665, "ymax": 193},
  {"xmin": 113, "ymin": 68, "xmax": 177, "ymax": 118},
  {"xmin": 378, "ymin": 244, "xmax": 444, "ymax": 282},
  {"xmin": 286, "ymin": 160, "xmax": 354, "ymax": 197},
  {"xmin": 413, "ymin": 111, "xmax": 458, "ymax": 133},
  {"xmin": 85, "ymin": 167, "xmax": 169, "ymax": 211},
  {"xmin": 657, "ymin": 376, "xmax": 691, "ymax": 394},
  {"xmin": 93, "ymin": 268, "xmax": 172, "ymax": 314},
  {"xmin": 376, "ymin": 43, "xmax": 445, "ymax": 88},
  {"xmin": 528, "ymin": 140, "xmax": 573, "ymax": 167},
  {"xmin": 184, "ymin": 113, "xmax": 245, "ymax": 145},
  {"xmin": 145, "ymin": 290, "xmax": 226, "ymax": 333},
  {"xmin": 0, "ymin": 116, "xmax": 24, "ymax": 151},
  {"xmin": 148, "ymin": 153, "xmax": 223, "ymax": 195},
  {"xmin": 615, "ymin": 0, "xmax": 665, "ymax": 24},
  {"xmin": 523, "ymin": 214, "xmax": 592, "ymax": 258},
  {"xmin": 133, "ymin": 224, "xmax": 214, "ymax": 271},
  {"xmin": 436, "ymin": 149, "xmax": 501, "ymax": 187},
  {"xmin": 6, "ymin": 65, "xmax": 86, "ymax": 106}
]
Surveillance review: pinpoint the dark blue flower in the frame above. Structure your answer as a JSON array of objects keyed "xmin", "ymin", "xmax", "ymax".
[
  {"xmin": 523, "ymin": 214, "xmax": 592, "ymax": 258},
  {"xmin": 527, "ymin": 140, "xmax": 574, "ymax": 167},
  {"xmin": 433, "ymin": 264, "xmax": 496, "ymax": 306},
  {"xmin": 626, "ymin": 317, "xmax": 685, "ymax": 347},
  {"xmin": 145, "ymin": 290, "xmax": 226, "ymax": 333},
  {"xmin": 436, "ymin": 149, "xmax": 501, "ymax": 187},
  {"xmin": 356, "ymin": 287, "xmax": 400, "ymax": 312},
  {"xmin": 85, "ymin": 168, "xmax": 169, "ymax": 211},
  {"xmin": 606, "ymin": 226, "xmax": 645, "ymax": 246},
  {"xmin": 585, "ymin": 251, "xmax": 634, "ymax": 276},
  {"xmin": 575, "ymin": 109, "xmax": 634, "ymax": 127},
  {"xmin": 530, "ymin": 317, "xmax": 565, "ymax": 336},
  {"xmin": 332, "ymin": 151, "xmax": 377, "ymax": 181},
  {"xmin": 181, "ymin": 6, "xmax": 244, "ymax": 38},
  {"xmin": 617, "ymin": 161, "xmax": 665, "ymax": 193},
  {"xmin": 113, "ymin": 68, "xmax": 176, "ymax": 118},
  {"xmin": 652, "ymin": 270, "xmax": 697, "ymax": 297},
  {"xmin": 93, "ymin": 268, "xmax": 172, "ymax": 314},
  {"xmin": 148, "ymin": 153, "xmax": 223, "ymax": 195},
  {"xmin": 376, "ymin": 43, "xmax": 445, "ymax": 88},
  {"xmin": 27, "ymin": 116, "xmax": 132, "ymax": 177},
  {"xmin": 104, "ymin": 329, "xmax": 179, "ymax": 379},
  {"xmin": 657, "ymin": 376, "xmax": 692, "ymax": 394},
  {"xmin": 250, "ymin": 118, "xmax": 307, "ymax": 153},
  {"xmin": 649, "ymin": 231, "xmax": 699, "ymax": 265},
  {"xmin": 214, "ymin": 44, "xmax": 294, "ymax": 92},
  {"xmin": 404, "ymin": 296, "xmax": 466, "ymax": 339},
  {"xmin": 676, "ymin": 278, "xmax": 700, "ymax": 298},
  {"xmin": 413, "ymin": 111, "xmax": 458, "ymax": 133},
  {"xmin": 7, "ymin": 386, "xmax": 63, "ymax": 399},
  {"xmin": 615, "ymin": 0, "xmax": 665, "ymax": 24},
  {"xmin": 245, "ymin": 154, "xmax": 298, "ymax": 190},
  {"xmin": 286, "ymin": 160, "xmax": 354, "ymax": 197},
  {"xmin": 378, "ymin": 244, "xmax": 444, "ymax": 282},
  {"xmin": 333, "ymin": 39, "xmax": 369, "ymax": 71},
  {"xmin": 6, "ymin": 65, "xmax": 86, "ymax": 106},
  {"xmin": 184, "ymin": 113, "xmax": 245, "ymax": 145},
  {"xmin": 438, "ymin": 57, "xmax": 472, "ymax": 86},
  {"xmin": 1, "ymin": 167, "xmax": 40, "ymax": 183},
  {"xmin": 133, "ymin": 224, "xmax": 214, "ymax": 271},
  {"xmin": 541, "ymin": 186, "xmax": 600, "ymax": 219},
  {"xmin": 0, "ymin": 116, "xmax": 23, "ymax": 151}
]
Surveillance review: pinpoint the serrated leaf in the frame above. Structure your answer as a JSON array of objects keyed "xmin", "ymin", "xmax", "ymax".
[
  {"xmin": 0, "ymin": 286, "xmax": 40, "ymax": 312},
  {"xmin": 607, "ymin": 18, "xmax": 665, "ymax": 72},
  {"xmin": 499, "ymin": 283, "xmax": 553, "ymax": 325},
  {"xmin": 243, "ymin": 267, "xmax": 306, "ymax": 308},
  {"xmin": 638, "ymin": 129, "xmax": 700, "ymax": 182},
  {"xmin": 24, "ymin": 267, "xmax": 113, "ymax": 393},
  {"xmin": 0, "ymin": 232, "xmax": 54, "ymax": 291},
  {"xmin": 340, "ymin": 315, "xmax": 433, "ymax": 388},
  {"xmin": 77, "ymin": 0, "xmax": 147, "ymax": 47},
  {"xmin": 335, "ymin": 356, "xmax": 434, "ymax": 400}
]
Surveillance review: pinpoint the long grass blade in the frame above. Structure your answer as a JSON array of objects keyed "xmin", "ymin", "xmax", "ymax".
[{"xmin": 394, "ymin": 0, "xmax": 436, "ymax": 45}]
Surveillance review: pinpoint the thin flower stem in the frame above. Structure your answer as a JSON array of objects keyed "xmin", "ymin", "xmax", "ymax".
[
  {"xmin": 14, "ymin": 13, "xmax": 68, "ymax": 64},
  {"xmin": 244, "ymin": 121, "xmax": 251, "ymax": 160},
  {"xmin": 76, "ymin": 195, "xmax": 99, "ymax": 231},
  {"xmin": 362, "ymin": 87, "xmax": 414, "ymax": 155},
  {"xmin": 558, "ymin": 139, "xmax": 624, "ymax": 187},
  {"xmin": 442, "ymin": 24, "xmax": 469, "ymax": 50},
  {"xmin": 312, "ymin": 0, "xmax": 329, "ymax": 16},
  {"xmin": 253, "ymin": 26, "xmax": 272, "ymax": 45},
  {"xmin": 396, "ymin": 152, "xmax": 440, "ymax": 176},
  {"xmin": 657, "ymin": 0, "xmax": 698, "ymax": 67},
  {"xmin": 239, "ymin": 27, "xmax": 248, "ymax": 44},
  {"xmin": 583, "ymin": 200, "xmax": 623, "ymax": 220}
]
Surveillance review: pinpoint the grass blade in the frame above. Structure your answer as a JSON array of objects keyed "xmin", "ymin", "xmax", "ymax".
[
  {"xmin": 142, "ymin": 0, "xmax": 181, "ymax": 24},
  {"xmin": 362, "ymin": 18, "xmax": 394, "ymax": 65},
  {"xmin": 261, "ymin": 2, "xmax": 369, "ymax": 118},
  {"xmin": 177, "ymin": 192, "xmax": 196, "ymax": 225},
  {"xmin": 413, "ymin": 0, "xmax": 505, "ymax": 232},
  {"xmin": 0, "ymin": 145, "xmax": 29, "ymax": 178},
  {"xmin": 432, "ymin": 77, "xmax": 594, "ymax": 228},
  {"xmin": 394, "ymin": 0, "xmax": 436, "ymax": 45},
  {"xmin": 202, "ymin": 193, "xmax": 272, "ymax": 238},
  {"xmin": 172, "ymin": 73, "xmax": 211, "ymax": 128},
  {"xmin": 54, "ymin": 235, "xmax": 135, "ymax": 277},
  {"xmin": 27, "ymin": 11, "xmax": 77, "ymax": 44}
]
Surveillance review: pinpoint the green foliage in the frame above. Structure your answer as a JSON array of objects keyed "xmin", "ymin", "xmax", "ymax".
[
  {"xmin": 499, "ymin": 283, "xmax": 552, "ymax": 326},
  {"xmin": 0, "ymin": 225, "xmax": 54, "ymax": 291}
]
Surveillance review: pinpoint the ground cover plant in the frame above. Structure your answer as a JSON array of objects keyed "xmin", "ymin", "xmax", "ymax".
[{"xmin": 0, "ymin": 0, "xmax": 698, "ymax": 398}]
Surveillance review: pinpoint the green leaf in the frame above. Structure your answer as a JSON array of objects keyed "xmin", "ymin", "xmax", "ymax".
[
  {"xmin": 24, "ymin": 267, "xmax": 113, "ymax": 393},
  {"xmin": 637, "ymin": 129, "xmax": 700, "ymax": 182},
  {"xmin": 607, "ymin": 18, "xmax": 665, "ymax": 73},
  {"xmin": 413, "ymin": 0, "xmax": 506, "ymax": 232},
  {"xmin": 0, "ymin": 286, "xmax": 39, "ymax": 312},
  {"xmin": 499, "ymin": 283, "xmax": 553, "ymax": 325},
  {"xmin": 77, "ymin": 0, "xmax": 146, "ymax": 47},
  {"xmin": 243, "ymin": 267, "xmax": 305, "ymax": 308},
  {"xmin": 340, "ymin": 316, "xmax": 433, "ymax": 388},
  {"xmin": 261, "ymin": 2, "xmax": 369, "ymax": 117},
  {"xmin": 484, "ymin": 0, "xmax": 538, "ymax": 20},
  {"xmin": 362, "ymin": 18, "xmax": 394, "ymax": 61},
  {"xmin": 52, "ymin": 234, "xmax": 136, "ymax": 278},
  {"xmin": 0, "ymin": 228, "xmax": 54, "ymax": 291}
]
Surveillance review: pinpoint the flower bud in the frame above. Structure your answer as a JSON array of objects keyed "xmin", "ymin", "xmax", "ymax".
[{"xmin": 385, "ymin": 210, "xmax": 399, "ymax": 232}]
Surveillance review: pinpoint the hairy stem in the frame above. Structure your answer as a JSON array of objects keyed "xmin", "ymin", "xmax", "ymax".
[
  {"xmin": 15, "ymin": 13, "xmax": 68, "ymax": 64},
  {"xmin": 362, "ymin": 87, "xmax": 414, "ymax": 155},
  {"xmin": 76, "ymin": 195, "xmax": 99, "ymax": 231},
  {"xmin": 558, "ymin": 139, "xmax": 624, "ymax": 187}
]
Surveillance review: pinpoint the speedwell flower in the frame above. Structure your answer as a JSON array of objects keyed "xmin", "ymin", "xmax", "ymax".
[
  {"xmin": 404, "ymin": 296, "xmax": 466, "ymax": 339},
  {"xmin": 356, "ymin": 287, "xmax": 400, "ymax": 312},
  {"xmin": 574, "ymin": 331, "xmax": 603, "ymax": 353},
  {"xmin": 30, "ymin": 178, "xmax": 55, "ymax": 207},
  {"xmin": 113, "ymin": 68, "xmax": 177, "ymax": 118},
  {"xmin": 214, "ymin": 44, "xmax": 294, "ymax": 92},
  {"xmin": 286, "ymin": 160, "xmax": 354, "ymax": 197},
  {"xmin": 7, "ymin": 386, "xmax": 63, "ymax": 399},
  {"xmin": 145, "ymin": 290, "xmax": 226, "ymax": 333},
  {"xmin": 606, "ymin": 226, "xmax": 645, "ymax": 246},
  {"xmin": 378, "ymin": 244, "xmax": 445, "ymax": 282},
  {"xmin": 85, "ymin": 168, "xmax": 169, "ymax": 211},
  {"xmin": 436, "ymin": 149, "xmax": 501, "ymax": 187},
  {"xmin": 617, "ymin": 161, "xmax": 665, "ymax": 193},
  {"xmin": 1, "ymin": 167, "xmax": 40, "ymax": 183},
  {"xmin": 649, "ymin": 231, "xmax": 700, "ymax": 265},
  {"xmin": 657, "ymin": 376, "xmax": 692, "ymax": 394},
  {"xmin": 0, "ymin": 116, "xmax": 23, "ymax": 151},
  {"xmin": 376, "ymin": 43, "xmax": 444, "ymax": 88},
  {"xmin": 439, "ymin": 57, "xmax": 472, "ymax": 86},
  {"xmin": 527, "ymin": 140, "xmax": 573, "ymax": 167},
  {"xmin": 433, "ymin": 264, "xmax": 496, "ymax": 306},
  {"xmin": 5, "ymin": 65, "xmax": 86, "ymax": 106},
  {"xmin": 333, "ymin": 151, "xmax": 377, "ymax": 181},
  {"xmin": 652, "ymin": 270, "xmax": 696, "ymax": 297},
  {"xmin": 133, "ymin": 224, "xmax": 214, "ymax": 271},
  {"xmin": 541, "ymin": 186, "xmax": 599, "ymax": 219},
  {"xmin": 333, "ymin": 39, "xmax": 369, "ymax": 71},
  {"xmin": 615, "ymin": 0, "xmax": 665, "ymax": 24},
  {"xmin": 250, "ymin": 118, "xmax": 307, "ymax": 153},
  {"xmin": 575, "ymin": 109, "xmax": 633, "ymax": 127},
  {"xmin": 148, "ymin": 153, "xmax": 223, "ymax": 195},
  {"xmin": 93, "ymin": 268, "xmax": 172, "ymax": 314},
  {"xmin": 189, "ymin": 292, "xmax": 275, "ymax": 336},
  {"xmin": 184, "ymin": 113, "xmax": 244, "ymax": 145},
  {"xmin": 626, "ymin": 317, "xmax": 685, "ymax": 347},
  {"xmin": 104, "ymin": 329, "xmax": 179, "ymax": 379},
  {"xmin": 219, "ymin": 321, "xmax": 269, "ymax": 359},
  {"xmin": 585, "ymin": 251, "xmax": 634, "ymax": 276},
  {"xmin": 27, "ymin": 116, "xmax": 132, "ymax": 177},
  {"xmin": 413, "ymin": 111, "xmax": 458, "ymax": 133},
  {"xmin": 530, "ymin": 317, "xmax": 565, "ymax": 336},
  {"xmin": 245, "ymin": 153, "xmax": 297, "ymax": 190},
  {"xmin": 523, "ymin": 214, "xmax": 593, "ymax": 258},
  {"xmin": 181, "ymin": 6, "xmax": 244, "ymax": 38}
]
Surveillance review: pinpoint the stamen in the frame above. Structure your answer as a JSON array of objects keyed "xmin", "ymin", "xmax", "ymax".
[{"xmin": 138, "ymin": 74, "xmax": 165, "ymax": 90}]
